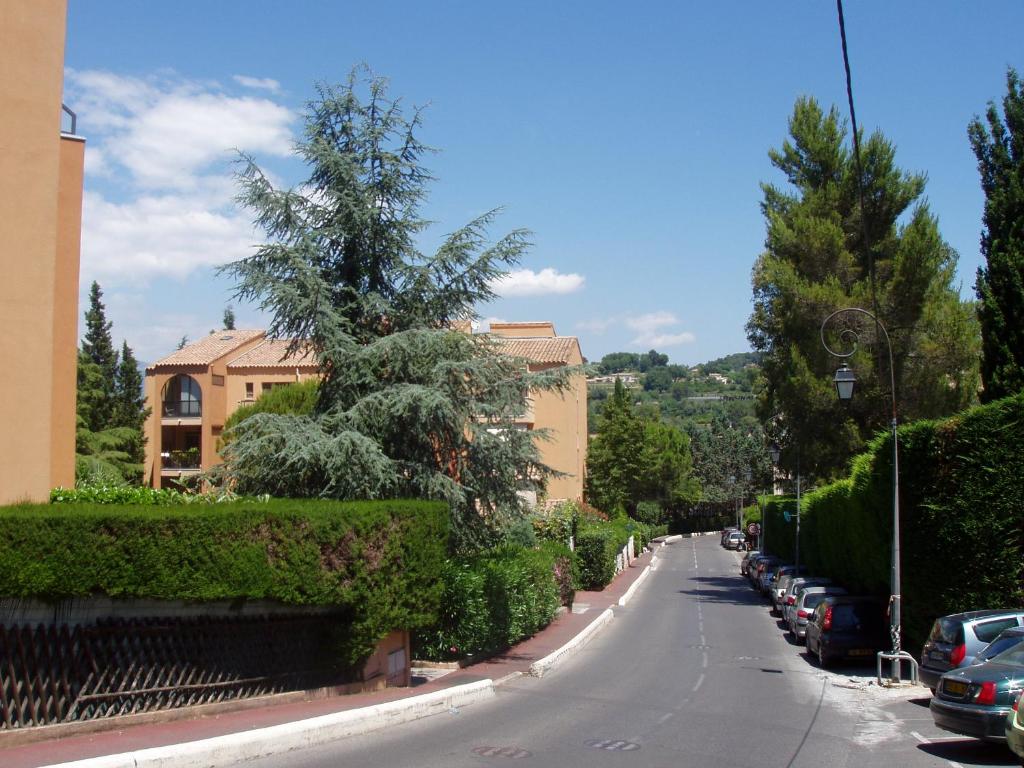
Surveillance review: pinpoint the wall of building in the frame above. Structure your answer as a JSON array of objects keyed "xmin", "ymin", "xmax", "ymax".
[
  {"xmin": 0, "ymin": 0, "xmax": 79, "ymax": 503},
  {"xmin": 223, "ymin": 369, "xmax": 318, "ymax": 417},
  {"xmin": 530, "ymin": 361, "xmax": 588, "ymax": 502}
]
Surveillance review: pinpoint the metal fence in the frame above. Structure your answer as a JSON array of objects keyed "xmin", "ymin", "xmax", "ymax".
[{"xmin": 0, "ymin": 613, "xmax": 348, "ymax": 729}]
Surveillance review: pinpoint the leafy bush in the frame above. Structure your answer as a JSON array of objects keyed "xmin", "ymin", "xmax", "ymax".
[
  {"xmin": 530, "ymin": 500, "xmax": 579, "ymax": 545},
  {"xmin": 784, "ymin": 393, "xmax": 1024, "ymax": 651},
  {"xmin": 413, "ymin": 542, "xmax": 569, "ymax": 661},
  {"xmin": 633, "ymin": 500, "xmax": 663, "ymax": 525},
  {"xmin": 575, "ymin": 525, "xmax": 625, "ymax": 589},
  {"xmin": 50, "ymin": 485, "xmax": 249, "ymax": 505},
  {"xmin": 0, "ymin": 499, "xmax": 448, "ymax": 669}
]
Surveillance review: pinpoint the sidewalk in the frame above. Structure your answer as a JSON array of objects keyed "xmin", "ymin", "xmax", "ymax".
[{"xmin": 0, "ymin": 540, "xmax": 676, "ymax": 768}]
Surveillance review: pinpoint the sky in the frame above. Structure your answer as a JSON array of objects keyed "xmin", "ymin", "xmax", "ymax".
[{"xmin": 64, "ymin": 1, "xmax": 1024, "ymax": 366}]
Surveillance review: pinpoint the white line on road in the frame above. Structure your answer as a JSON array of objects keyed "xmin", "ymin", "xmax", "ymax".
[
  {"xmin": 692, "ymin": 674, "xmax": 705, "ymax": 692},
  {"xmin": 702, "ymin": 652, "xmax": 708, "ymax": 669},
  {"xmin": 657, "ymin": 712, "xmax": 674, "ymax": 724},
  {"xmin": 909, "ymin": 731, "xmax": 965, "ymax": 768}
]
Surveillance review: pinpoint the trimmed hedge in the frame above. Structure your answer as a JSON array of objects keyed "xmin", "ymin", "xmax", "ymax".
[
  {"xmin": 766, "ymin": 393, "xmax": 1024, "ymax": 652},
  {"xmin": 413, "ymin": 541, "xmax": 572, "ymax": 661},
  {"xmin": 0, "ymin": 499, "xmax": 448, "ymax": 668},
  {"xmin": 50, "ymin": 486, "xmax": 245, "ymax": 505}
]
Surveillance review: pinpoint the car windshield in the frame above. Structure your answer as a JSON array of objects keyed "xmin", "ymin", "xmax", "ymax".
[
  {"xmin": 988, "ymin": 644, "xmax": 1024, "ymax": 667},
  {"xmin": 803, "ymin": 593, "xmax": 828, "ymax": 609},
  {"xmin": 832, "ymin": 603, "xmax": 882, "ymax": 630},
  {"xmin": 977, "ymin": 634, "xmax": 1024, "ymax": 662}
]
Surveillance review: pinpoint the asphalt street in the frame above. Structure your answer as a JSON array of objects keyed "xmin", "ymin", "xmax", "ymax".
[{"xmin": 242, "ymin": 537, "xmax": 1018, "ymax": 768}]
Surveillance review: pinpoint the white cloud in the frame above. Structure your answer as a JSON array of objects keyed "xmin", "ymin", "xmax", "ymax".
[
  {"xmin": 640, "ymin": 331, "xmax": 697, "ymax": 347},
  {"xmin": 491, "ymin": 268, "xmax": 585, "ymax": 297},
  {"xmin": 233, "ymin": 75, "xmax": 282, "ymax": 93},
  {"xmin": 624, "ymin": 311, "xmax": 678, "ymax": 334},
  {"xmin": 477, "ymin": 316, "xmax": 507, "ymax": 332},
  {"xmin": 575, "ymin": 317, "xmax": 615, "ymax": 334},
  {"xmin": 65, "ymin": 69, "xmax": 295, "ymax": 282},
  {"xmin": 615, "ymin": 311, "xmax": 697, "ymax": 348}
]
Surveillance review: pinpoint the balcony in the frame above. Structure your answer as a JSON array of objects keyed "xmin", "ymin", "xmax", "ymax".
[
  {"xmin": 162, "ymin": 401, "xmax": 202, "ymax": 419},
  {"xmin": 161, "ymin": 448, "xmax": 201, "ymax": 472}
]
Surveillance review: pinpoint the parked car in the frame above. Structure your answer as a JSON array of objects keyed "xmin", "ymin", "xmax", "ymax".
[
  {"xmin": 770, "ymin": 573, "xmax": 811, "ymax": 618},
  {"xmin": 725, "ymin": 531, "xmax": 747, "ymax": 550},
  {"xmin": 975, "ymin": 627, "xmax": 1024, "ymax": 665},
  {"xmin": 720, "ymin": 527, "xmax": 738, "ymax": 547},
  {"xmin": 750, "ymin": 556, "xmax": 780, "ymax": 589},
  {"xmin": 780, "ymin": 577, "xmax": 832, "ymax": 626},
  {"xmin": 740, "ymin": 550, "xmax": 761, "ymax": 576},
  {"xmin": 788, "ymin": 586, "xmax": 847, "ymax": 642},
  {"xmin": 930, "ymin": 641, "xmax": 1024, "ymax": 742},
  {"xmin": 1006, "ymin": 689, "xmax": 1024, "ymax": 762},
  {"xmin": 919, "ymin": 610, "xmax": 1024, "ymax": 691},
  {"xmin": 805, "ymin": 596, "xmax": 887, "ymax": 667}
]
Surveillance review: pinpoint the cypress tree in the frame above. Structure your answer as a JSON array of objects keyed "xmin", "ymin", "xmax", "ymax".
[
  {"xmin": 80, "ymin": 281, "xmax": 118, "ymax": 425},
  {"xmin": 970, "ymin": 68, "xmax": 1024, "ymax": 401}
]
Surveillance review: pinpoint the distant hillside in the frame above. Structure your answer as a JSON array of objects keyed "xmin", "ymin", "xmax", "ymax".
[{"xmin": 588, "ymin": 350, "xmax": 762, "ymax": 433}]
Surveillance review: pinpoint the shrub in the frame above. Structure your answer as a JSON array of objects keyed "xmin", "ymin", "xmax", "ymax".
[
  {"xmin": 50, "ymin": 485, "xmax": 248, "ymax": 505},
  {"xmin": 413, "ymin": 542, "xmax": 571, "ymax": 661},
  {"xmin": 575, "ymin": 525, "xmax": 624, "ymax": 589},
  {"xmin": 633, "ymin": 501, "xmax": 663, "ymax": 525},
  {"xmin": 0, "ymin": 498, "xmax": 448, "ymax": 669},
  {"xmin": 530, "ymin": 500, "xmax": 578, "ymax": 545}
]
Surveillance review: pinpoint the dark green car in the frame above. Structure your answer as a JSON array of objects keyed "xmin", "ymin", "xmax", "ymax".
[{"xmin": 930, "ymin": 642, "xmax": 1024, "ymax": 742}]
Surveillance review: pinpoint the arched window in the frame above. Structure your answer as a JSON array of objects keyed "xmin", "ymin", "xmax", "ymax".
[{"xmin": 162, "ymin": 374, "xmax": 202, "ymax": 417}]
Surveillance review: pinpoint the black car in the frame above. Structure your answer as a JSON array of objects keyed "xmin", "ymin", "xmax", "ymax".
[{"xmin": 805, "ymin": 596, "xmax": 888, "ymax": 667}]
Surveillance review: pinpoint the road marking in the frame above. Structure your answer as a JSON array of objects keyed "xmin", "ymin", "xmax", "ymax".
[
  {"xmin": 702, "ymin": 652, "xmax": 708, "ymax": 669},
  {"xmin": 700, "ymin": 634, "xmax": 706, "ymax": 646},
  {"xmin": 909, "ymin": 732, "xmax": 965, "ymax": 768},
  {"xmin": 657, "ymin": 712, "xmax": 674, "ymax": 724},
  {"xmin": 692, "ymin": 674, "xmax": 705, "ymax": 692}
]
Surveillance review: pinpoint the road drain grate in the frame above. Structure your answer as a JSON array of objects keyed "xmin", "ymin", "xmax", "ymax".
[
  {"xmin": 586, "ymin": 739, "xmax": 641, "ymax": 752},
  {"xmin": 761, "ymin": 668, "xmax": 784, "ymax": 674},
  {"xmin": 471, "ymin": 746, "xmax": 532, "ymax": 759}
]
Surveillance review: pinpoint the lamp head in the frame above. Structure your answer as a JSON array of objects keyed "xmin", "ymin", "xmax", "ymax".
[
  {"xmin": 769, "ymin": 442, "xmax": 781, "ymax": 465},
  {"xmin": 834, "ymin": 364, "xmax": 856, "ymax": 401}
]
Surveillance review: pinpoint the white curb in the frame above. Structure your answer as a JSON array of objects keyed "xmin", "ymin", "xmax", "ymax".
[
  {"xmin": 662, "ymin": 534, "xmax": 683, "ymax": 544},
  {"xmin": 41, "ymin": 680, "xmax": 495, "ymax": 768},
  {"xmin": 528, "ymin": 608, "xmax": 614, "ymax": 678},
  {"xmin": 617, "ymin": 566, "xmax": 651, "ymax": 607}
]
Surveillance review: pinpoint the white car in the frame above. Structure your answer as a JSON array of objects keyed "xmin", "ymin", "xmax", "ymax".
[{"xmin": 725, "ymin": 531, "xmax": 747, "ymax": 550}]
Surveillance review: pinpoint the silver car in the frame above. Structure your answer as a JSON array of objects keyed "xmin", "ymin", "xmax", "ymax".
[
  {"xmin": 788, "ymin": 585, "xmax": 847, "ymax": 641},
  {"xmin": 781, "ymin": 577, "xmax": 832, "ymax": 629}
]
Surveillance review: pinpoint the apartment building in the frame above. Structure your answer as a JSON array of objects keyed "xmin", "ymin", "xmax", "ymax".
[
  {"xmin": 143, "ymin": 332, "xmax": 318, "ymax": 488},
  {"xmin": 0, "ymin": 0, "xmax": 85, "ymax": 503},
  {"xmin": 145, "ymin": 323, "xmax": 587, "ymax": 501}
]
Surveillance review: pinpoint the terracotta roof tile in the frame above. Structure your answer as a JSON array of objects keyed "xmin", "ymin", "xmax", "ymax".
[
  {"xmin": 147, "ymin": 330, "xmax": 265, "ymax": 370},
  {"xmin": 227, "ymin": 339, "xmax": 319, "ymax": 369},
  {"xmin": 492, "ymin": 335, "xmax": 580, "ymax": 364}
]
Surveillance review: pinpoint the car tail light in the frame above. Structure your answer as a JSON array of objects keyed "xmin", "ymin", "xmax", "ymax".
[
  {"xmin": 975, "ymin": 681, "xmax": 997, "ymax": 705},
  {"xmin": 798, "ymin": 609, "xmax": 812, "ymax": 619},
  {"xmin": 786, "ymin": 595, "xmax": 796, "ymax": 605},
  {"xmin": 822, "ymin": 605, "xmax": 833, "ymax": 631},
  {"xmin": 1013, "ymin": 692, "xmax": 1020, "ymax": 712},
  {"xmin": 950, "ymin": 643, "xmax": 966, "ymax": 666}
]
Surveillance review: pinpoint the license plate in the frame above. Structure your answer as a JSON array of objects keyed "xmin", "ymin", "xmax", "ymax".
[
  {"xmin": 848, "ymin": 649, "xmax": 873, "ymax": 656},
  {"xmin": 930, "ymin": 650, "xmax": 945, "ymax": 661},
  {"xmin": 944, "ymin": 680, "xmax": 969, "ymax": 696}
]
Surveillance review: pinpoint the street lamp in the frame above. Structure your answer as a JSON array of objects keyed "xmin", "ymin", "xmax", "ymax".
[{"xmin": 821, "ymin": 307, "xmax": 913, "ymax": 684}]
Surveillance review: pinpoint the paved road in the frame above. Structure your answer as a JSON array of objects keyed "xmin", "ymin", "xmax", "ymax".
[{"xmin": 244, "ymin": 537, "xmax": 1017, "ymax": 768}]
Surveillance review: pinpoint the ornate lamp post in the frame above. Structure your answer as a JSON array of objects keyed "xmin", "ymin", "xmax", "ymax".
[{"xmin": 820, "ymin": 307, "xmax": 914, "ymax": 683}]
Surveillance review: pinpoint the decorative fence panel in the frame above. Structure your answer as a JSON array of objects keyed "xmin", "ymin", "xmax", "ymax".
[{"xmin": 0, "ymin": 613, "xmax": 347, "ymax": 730}]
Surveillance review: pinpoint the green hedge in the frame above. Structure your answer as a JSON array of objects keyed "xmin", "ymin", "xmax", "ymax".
[
  {"xmin": 0, "ymin": 499, "xmax": 448, "ymax": 668},
  {"xmin": 50, "ymin": 486, "xmax": 245, "ymax": 505},
  {"xmin": 774, "ymin": 393, "xmax": 1024, "ymax": 651},
  {"xmin": 413, "ymin": 541, "xmax": 571, "ymax": 661}
]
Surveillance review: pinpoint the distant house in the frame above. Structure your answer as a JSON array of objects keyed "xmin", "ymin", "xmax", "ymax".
[
  {"xmin": 708, "ymin": 372, "xmax": 730, "ymax": 385},
  {"xmin": 587, "ymin": 371, "xmax": 639, "ymax": 386},
  {"xmin": 143, "ymin": 331, "xmax": 318, "ymax": 488},
  {"xmin": 488, "ymin": 322, "xmax": 588, "ymax": 503}
]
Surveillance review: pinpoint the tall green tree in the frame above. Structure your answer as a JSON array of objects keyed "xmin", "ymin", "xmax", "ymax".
[
  {"xmin": 80, "ymin": 281, "xmax": 118, "ymax": 430},
  {"xmin": 218, "ymin": 69, "xmax": 572, "ymax": 551},
  {"xmin": 747, "ymin": 97, "xmax": 979, "ymax": 481},
  {"xmin": 223, "ymin": 305, "xmax": 237, "ymax": 330},
  {"xmin": 585, "ymin": 379, "xmax": 646, "ymax": 514},
  {"xmin": 970, "ymin": 68, "xmax": 1024, "ymax": 401}
]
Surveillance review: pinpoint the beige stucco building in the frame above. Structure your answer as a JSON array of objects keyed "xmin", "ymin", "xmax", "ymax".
[
  {"xmin": 145, "ymin": 323, "xmax": 587, "ymax": 501},
  {"xmin": 489, "ymin": 322, "xmax": 587, "ymax": 503},
  {"xmin": 0, "ymin": 0, "xmax": 84, "ymax": 504},
  {"xmin": 144, "ymin": 332, "xmax": 319, "ymax": 488}
]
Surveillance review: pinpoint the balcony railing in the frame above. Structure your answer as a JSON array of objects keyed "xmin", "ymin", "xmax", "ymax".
[
  {"xmin": 161, "ymin": 449, "xmax": 201, "ymax": 470},
  {"xmin": 162, "ymin": 401, "xmax": 202, "ymax": 418}
]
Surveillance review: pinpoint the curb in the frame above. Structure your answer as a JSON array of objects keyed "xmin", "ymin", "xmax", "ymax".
[
  {"xmin": 41, "ymin": 681, "xmax": 495, "ymax": 768},
  {"xmin": 617, "ymin": 566, "xmax": 650, "ymax": 606},
  {"xmin": 662, "ymin": 534, "xmax": 683, "ymax": 544},
  {"xmin": 528, "ymin": 608, "xmax": 615, "ymax": 678}
]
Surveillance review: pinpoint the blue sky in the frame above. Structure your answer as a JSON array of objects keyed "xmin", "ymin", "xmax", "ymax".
[{"xmin": 64, "ymin": 1, "xmax": 1024, "ymax": 365}]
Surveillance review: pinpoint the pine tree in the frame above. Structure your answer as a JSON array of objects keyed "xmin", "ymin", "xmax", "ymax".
[
  {"xmin": 747, "ymin": 97, "xmax": 980, "ymax": 481},
  {"xmin": 970, "ymin": 68, "xmax": 1024, "ymax": 401},
  {"xmin": 585, "ymin": 379, "xmax": 647, "ymax": 515},
  {"xmin": 80, "ymin": 281, "xmax": 118, "ymax": 426},
  {"xmin": 218, "ymin": 68, "xmax": 572, "ymax": 551},
  {"xmin": 223, "ymin": 305, "xmax": 236, "ymax": 330}
]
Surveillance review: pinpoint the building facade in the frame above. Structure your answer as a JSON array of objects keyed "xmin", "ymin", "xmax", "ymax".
[
  {"xmin": 489, "ymin": 322, "xmax": 587, "ymax": 503},
  {"xmin": 0, "ymin": 0, "xmax": 84, "ymax": 503},
  {"xmin": 143, "ymin": 332, "xmax": 319, "ymax": 488}
]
